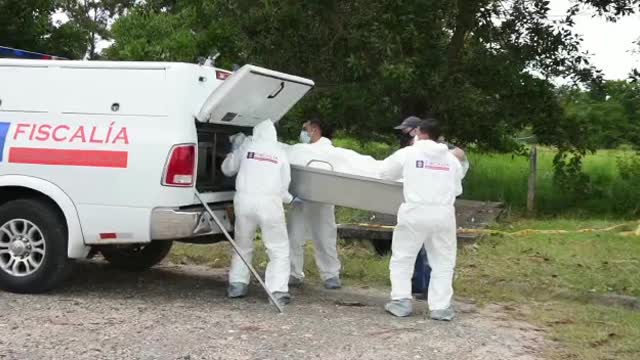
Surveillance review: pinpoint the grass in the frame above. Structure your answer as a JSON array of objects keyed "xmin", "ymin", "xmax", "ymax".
[
  {"xmin": 169, "ymin": 237, "xmax": 390, "ymax": 287},
  {"xmin": 463, "ymin": 148, "xmax": 638, "ymax": 217},
  {"xmin": 168, "ymin": 216, "xmax": 640, "ymax": 359},
  {"xmin": 455, "ymin": 218, "xmax": 640, "ymax": 359},
  {"xmin": 457, "ymin": 218, "xmax": 640, "ymax": 298},
  {"xmin": 531, "ymin": 302, "xmax": 640, "ymax": 360}
]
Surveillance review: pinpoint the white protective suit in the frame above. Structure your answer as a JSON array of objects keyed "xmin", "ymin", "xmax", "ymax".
[
  {"xmin": 221, "ymin": 120, "xmax": 293, "ymax": 294},
  {"xmin": 379, "ymin": 139, "xmax": 464, "ymax": 311},
  {"xmin": 284, "ymin": 137, "xmax": 344, "ymax": 282},
  {"xmin": 285, "ymin": 140, "xmax": 381, "ymax": 177}
]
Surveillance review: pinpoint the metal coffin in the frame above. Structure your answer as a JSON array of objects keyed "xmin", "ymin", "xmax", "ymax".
[{"xmin": 289, "ymin": 165, "xmax": 404, "ymax": 215}]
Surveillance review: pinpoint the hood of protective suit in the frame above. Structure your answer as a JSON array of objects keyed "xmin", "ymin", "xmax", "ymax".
[
  {"xmin": 253, "ymin": 119, "xmax": 277, "ymax": 143},
  {"xmin": 314, "ymin": 137, "xmax": 333, "ymax": 146},
  {"xmin": 414, "ymin": 139, "xmax": 449, "ymax": 155}
]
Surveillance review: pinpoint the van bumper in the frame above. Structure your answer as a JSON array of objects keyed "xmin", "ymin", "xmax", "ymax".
[{"xmin": 150, "ymin": 204, "xmax": 234, "ymax": 240}]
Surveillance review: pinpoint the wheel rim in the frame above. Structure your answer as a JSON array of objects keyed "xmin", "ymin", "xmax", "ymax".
[{"xmin": 0, "ymin": 219, "xmax": 46, "ymax": 277}]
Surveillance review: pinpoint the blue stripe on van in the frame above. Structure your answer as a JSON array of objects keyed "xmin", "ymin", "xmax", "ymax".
[{"xmin": 0, "ymin": 122, "xmax": 11, "ymax": 162}]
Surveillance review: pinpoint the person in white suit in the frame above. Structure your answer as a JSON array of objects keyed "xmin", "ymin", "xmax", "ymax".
[
  {"xmin": 286, "ymin": 118, "xmax": 342, "ymax": 290},
  {"xmin": 379, "ymin": 118, "xmax": 464, "ymax": 321},
  {"xmin": 221, "ymin": 119, "xmax": 293, "ymax": 306}
]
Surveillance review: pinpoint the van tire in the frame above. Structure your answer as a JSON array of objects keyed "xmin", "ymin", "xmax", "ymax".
[
  {"xmin": 0, "ymin": 199, "xmax": 72, "ymax": 293},
  {"xmin": 101, "ymin": 241, "xmax": 173, "ymax": 272}
]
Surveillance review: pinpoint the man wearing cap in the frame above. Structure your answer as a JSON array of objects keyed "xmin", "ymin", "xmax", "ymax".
[
  {"xmin": 380, "ymin": 118, "xmax": 466, "ymax": 320},
  {"xmin": 395, "ymin": 116, "xmax": 432, "ymax": 300},
  {"xmin": 395, "ymin": 116, "xmax": 422, "ymax": 148}
]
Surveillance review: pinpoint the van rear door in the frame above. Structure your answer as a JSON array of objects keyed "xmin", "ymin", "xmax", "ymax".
[{"xmin": 197, "ymin": 65, "xmax": 315, "ymax": 126}]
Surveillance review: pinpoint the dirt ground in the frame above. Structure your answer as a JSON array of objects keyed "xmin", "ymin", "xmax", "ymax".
[{"xmin": 0, "ymin": 262, "xmax": 548, "ymax": 360}]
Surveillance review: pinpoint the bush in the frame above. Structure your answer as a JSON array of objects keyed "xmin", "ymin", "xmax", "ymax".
[
  {"xmin": 613, "ymin": 154, "xmax": 640, "ymax": 215},
  {"xmin": 332, "ymin": 136, "xmax": 396, "ymax": 159}
]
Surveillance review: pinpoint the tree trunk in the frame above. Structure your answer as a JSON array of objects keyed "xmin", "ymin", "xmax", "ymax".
[{"xmin": 447, "ymin": 0, "xmax": 482, "ymax": 73}]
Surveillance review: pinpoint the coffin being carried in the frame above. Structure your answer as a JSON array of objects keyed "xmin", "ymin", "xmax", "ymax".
[
  {"xmin": 285, "ymin": 141, "xmax": 404, "ymax": 215},
  {"xmin": 289, "ymin": 164, "xmax": 403, "ymax": 215}
]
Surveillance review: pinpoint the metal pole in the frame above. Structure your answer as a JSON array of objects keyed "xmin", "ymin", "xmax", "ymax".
[{"xmin": 194, "ymin": 191, "xmax": 283, "ymax": 313}]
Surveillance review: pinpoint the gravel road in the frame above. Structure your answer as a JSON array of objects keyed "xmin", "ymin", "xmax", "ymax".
[{"xmin": 0, "ymin": 262, "xmax": 548, "ymax": 360}]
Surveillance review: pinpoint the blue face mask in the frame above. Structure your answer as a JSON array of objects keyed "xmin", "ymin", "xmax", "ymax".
[{"xmin": 300, "ymin": 130, "xmax": 311, "ymax": 144}]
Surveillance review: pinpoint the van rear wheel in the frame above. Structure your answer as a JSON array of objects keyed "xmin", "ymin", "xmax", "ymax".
[
  {"xmin": 101, "ymin": 241, "xmax": 173, "ymax": 272},
  {"xmin": 0, "ymin": 199, "xmax": 71, "ymax": 293}
]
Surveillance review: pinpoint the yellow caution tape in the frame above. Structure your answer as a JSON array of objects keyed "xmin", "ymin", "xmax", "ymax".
[
  {"xmin": 619, "ymin": 223, "xmax": 640, "ymax": 237},
  {"xmin": 344, "ymin": 221, "xmax": 640, "ymax": 238}
]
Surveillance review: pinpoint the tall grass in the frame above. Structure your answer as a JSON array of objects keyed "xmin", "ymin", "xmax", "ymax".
[
  {"xmin": 464, "ymin": 149, "xmax": 637, "ymax": 217},
  {"xmin": 331, "ymin": 136, "xmax": 640, "ymax": 217}
]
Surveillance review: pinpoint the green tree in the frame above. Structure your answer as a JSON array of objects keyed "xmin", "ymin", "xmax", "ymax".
[
  {"xmin": 102, "ymin": 0, "xmax": 619, "ymax": 155},
  {"xmin": 106, "ymin": 7, "xmax": 201, "ymax": 61},
  {"xmin": 57, "ymin": 0, "xmax": 135, "ymax": 59},
  {"xmin": 559, "ymin": 81, "xmax": 640, "ymax": 149},
  {"xmin": 574, "ymin": 0, "xmax": 639, "ymax": 19},
  {"xmin": 0, "ymin": 0, "xmax": 56, "ymax": 52}
]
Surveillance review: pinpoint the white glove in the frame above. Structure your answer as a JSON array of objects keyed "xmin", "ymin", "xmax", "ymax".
[{"xmin": 229, "ymin": 132, "xmax": 247, "ymax": 151}]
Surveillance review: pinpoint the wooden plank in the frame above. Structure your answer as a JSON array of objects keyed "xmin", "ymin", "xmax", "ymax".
[{"xmin": 337, "ymin": 200, "xmax": 504, "ymax": 246}]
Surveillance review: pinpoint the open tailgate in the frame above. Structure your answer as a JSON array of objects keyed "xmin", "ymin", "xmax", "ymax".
[{"xmin": 197, "ymin": 65, "xmax": 314, "ymax": 126}]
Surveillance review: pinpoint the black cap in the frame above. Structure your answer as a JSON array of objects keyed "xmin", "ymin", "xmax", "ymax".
[{"xmin": 394, "ymin": 116, "xmax": 422, "ymax": 130}]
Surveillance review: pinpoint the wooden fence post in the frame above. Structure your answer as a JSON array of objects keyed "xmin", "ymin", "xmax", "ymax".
[{"xmin": 527, "ymin": 146, "xmax": 537, "ymax": 215}]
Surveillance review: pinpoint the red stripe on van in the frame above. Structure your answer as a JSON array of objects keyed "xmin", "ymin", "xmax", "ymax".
[
  {"xmin": 99, "ymin": 233, "xmax": 117, "ymax": 240},
  {"xmin": 8, "ymin": 148, "xmax": 128, "ymax": 168}
]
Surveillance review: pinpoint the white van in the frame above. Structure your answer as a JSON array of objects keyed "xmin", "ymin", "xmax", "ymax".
[{"xmin": 0, "ymin": 59, "xmax": 314, "ymax": 293}]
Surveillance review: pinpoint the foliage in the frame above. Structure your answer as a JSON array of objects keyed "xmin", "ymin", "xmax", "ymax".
[
  {"xmin": 331, "ymin": 135, "xmax": 397, "ymax": 160},
  {"xmin": 105, "ymin": 0, "xmax": 598, "ymax": 150},
  {"xmin": 106, "ymin": 7, "xmax": 201, "ymax": 61},
  {"xmin": 46, "ymin": 19, "xmax": 91, "ymax": 59},
  {"xmin": 574, "ymin": 0, "xmax": 640, "ymax": 20},
  {"xmin": 57, "ymin": 0, "xmax": 135, "ymax": 59},
  {"xmin": 0, "ymin": 0, "xmax": 135, "ymax": 59},
  {"xmin": 552, "ymin": 150, "xmax": 594, "ymax": 202},
  {"xmin": 616, "ymin": 154, "xmax": 640, "ymax": 214},
  {"xmin": 543, "ymin": 80, "xmax": 640, "ymax": 198},
  {"xmin": 558, "ymin": 80, "xmax": 640, "ymax": 150},
  {"xmin": 0, "ymin": 0, "xmax": 57, "ymax": 53},
  {"xmin": 446, "ymin": 148, "xmax": 639, "ymax": 217}
]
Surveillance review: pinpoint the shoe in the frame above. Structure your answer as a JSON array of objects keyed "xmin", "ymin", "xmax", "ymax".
[
  {"xmin": 289, "ymin": 276, "xmax": 304, "ymax": 288},
  {"xmin": 227, "ymin": 282, "xmax": 248, "ymax": 298},
  {"xmin": 430, "ymin": 307, "xmax": 455, "ymax": 321},
  {"xmin": 324, "ymin": 276, "xmax": 342, "ymax": 289},
  {"xmin": 385, "ymin": 299, "xmax": 413, "ymax": 317},
  {"xmin": 271, "ymin": 292, "xmax": 292, "ymax": 307}
]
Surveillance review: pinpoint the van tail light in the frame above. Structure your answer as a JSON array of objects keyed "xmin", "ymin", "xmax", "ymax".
[
  {"xmin": 216, "ymin": 70, "xmax": 231, "ymax": 80},
  {"xmin": 163, "ymin": 144, "xmax": 196, "ymax": 187}
]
